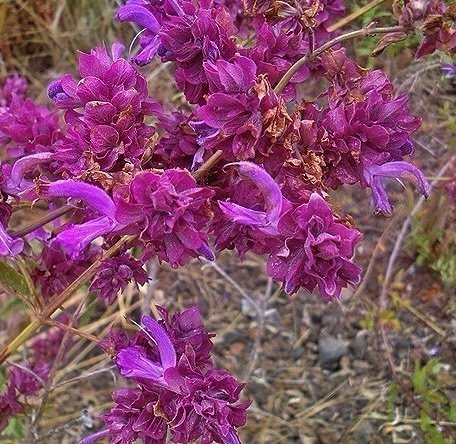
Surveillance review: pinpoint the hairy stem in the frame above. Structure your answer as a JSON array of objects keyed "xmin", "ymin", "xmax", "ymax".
[
  {"xmin": 0, "ymin": 235, "xmax": 132, "ymax": 364},
  {"xmin": 10, "ymin": 205, "xmax": 72, "ymax": 239},
  {"xmin": 44, "ymin": 319, "xmax": 99, "ymax": 344},
  {"xmin": 273, "ymin": 25, "xmax": 406, "ymax": 94},
  {"xmin": 327, "ymin": 0, "xmax": 390, "ymax": 32},
  {"xmin": 193, "ymin": 150, "xmax": 223, "ymax": 181}
]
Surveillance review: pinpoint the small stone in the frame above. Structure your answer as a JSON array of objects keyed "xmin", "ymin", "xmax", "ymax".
[
  {"xmin": 350, "ymin": 331, "xmax": 368, "ymax": 359},
  {"xmin": 292, "ymin": 346, "xmax": 305, "ymax": 360},
  {"xmin": 318, "ymin": 335, "xmax": 348, "ymax": 367},
  {"xmin": 222, "ymin": 329, "xmax": 246, "ymax": 345},
  {"xmin": 247, "ymin": 380, "xmax": 268, "ymax": 406},
  {"xmin": 353, "ymin": 420, "xmax": 374, "ymax": 444},
  {"xmin": 229, "ymin": 341, "xmax": 245, "ymax": 356}
]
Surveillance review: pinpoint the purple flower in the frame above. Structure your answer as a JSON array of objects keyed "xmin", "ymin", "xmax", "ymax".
[
  {"xmin": 160, "ymin": 7, "xmax": 238, "ymax": 103},
  {"xmin": 0, "ymin": 384, "xmax": 23, "ymax": 432},
  {"xmin": 302, "ymin": 55, "xmax": 430, "ymax": 214},
  {"xmin": 116, "ymin": 315, "xmax": 177, "ymax": 384},
  {"xmin": 90, "ymin": 253, "xmax": 149, "ymax": 304},
  {"xmin": 115, "ymin": 0, "xmax": 163, "ymax": 66},
  {"xmin": 117, "ymin": 0, "xmax": 238, "ymax": 103},
  {"xmin": 442, "ymin": 63, "xmax": 456, "ymax": 88},
  {"xmin": 0, "ymin": 94, "xmax": 62, "ymax": 158},
  {"xmin": 244, "ymin": 20, "xmax": 310, "ymax": 98},
  {"xmin": 99, "ymin": 387, "xmax": 167, "ymax": 444},
  {"xmin": 204, "ymin": 55, "xmax": 257, "ymax": 94},
  {"xmin": 114, "ymin": 169, "xmax": 214, "ymax": 267},
  {"xmin": 211, "ymin": 161, "xmax": 286, "ymax": 257},
  {"xmin": 0, "ymin": 74, "xmax": 28, "ymax": 108},
  {"xmin": 157, "ymin": 366, "xmax": 248, "ymax": 444},
  {"xmin": 9, "ymin": 363, "xmax": 49, "ymax": 396},
  {"xmin": 84, "ymin": 307, "xmax": 248, "ymax": 444},
  {"xmin": 0, "ymin": 222, "xmax": 24, "ymax": 257},
  {"xmin": 7, "ymin": 152, "xmax": 53, "ymax": 193},
  {"xmin": 267, "ymin": 193, "xmax": 362, "ymax": 298},
  {"xmin": 31, "ymin": 322, "xmax": 68, "ymax": 364},
  {"xmin": 413, "ymin": 0, "xmax": 456, "ymax": 58},
  {"xmin": 363, "ymin": 161, "xmax": 430, "ymax": 215},
  {"xmin": 32, "ymin": 243, "xmax": 96, "ymax": 298},
  {"xmin": 156, "ymin": 305, "xmax": 215, "ymax": 371},
  {"xmin": 196, "ymin": 58, "xmax": 291, "ymax": 160},
  {"xmin": 47, "ymin": 43, "xmax": 157, "ymax": 177},
  {"xmin": 22, "ymin": 179, "xmax": 120, "ymax": 257},
  {"xmin": 0, "ymin": 199, "xmax": 24, "ymax": 256},
  {"xmin": 154, "ymin": 110, "xmax": 208, "ymax": 170}
]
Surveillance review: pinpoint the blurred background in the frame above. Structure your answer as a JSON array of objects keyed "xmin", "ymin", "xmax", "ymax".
[{"xmin": 0, "ymin": 0, "xmax": 455, "ymax": 442}]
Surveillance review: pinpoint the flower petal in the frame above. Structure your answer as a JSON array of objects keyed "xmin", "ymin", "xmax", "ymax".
[{"xmin": 141, "ymin": 315, "xmax": 177, "ymax": 370}]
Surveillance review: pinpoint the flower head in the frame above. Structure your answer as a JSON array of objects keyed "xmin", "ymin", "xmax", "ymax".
[
  {"xmin": 0, "ymin": 74, "xmax": 28, "ymax": 108},
  {"xmin": 197, "ymin": 57, "xmax": 291, "ymax": 160},
  {"xmin": 0, "ymin": 221, "xmax": 24, "ymax": 257},
  {"xmin": 0, "ymin": 94, "xmax": 61, "ymax": 158},
  {"xmin": 48, "ymin": 43, "xmax": 157, "ymax": 177},
  {"xmin": 114, "ymin": 169, "xmax": 214, "ymax": 267},
  {"xmin": 83, "ymin": 307, "xmax": 248, "ymax": 443},
  {"xmin": 22, "ymin": 179, "xmax": 120, "ymax": 258},
  {"xmin": 0, "ymin": 384, "xmax": 23, "ymax": 432},
  {"xmin": 91, "ymin": 253, "xmax": 149, "ymax": 304},
  {"xmin": 267, "ymin": 193, "xmax": 362, "ymax": 298},
  {"xmin": 117, "ymin": 0, "xmax": 238, "ymax": 103},
  {"xmin": 211, "ymin": 161, "xmax": 286, "ymax": 256},
  {"xmin": 32, "ymin": 243, "xmax": 95, "ymax": 298}
]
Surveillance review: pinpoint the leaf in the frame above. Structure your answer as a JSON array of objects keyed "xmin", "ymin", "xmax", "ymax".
[
  {"xmin": 372, "ymin": 31, "xmax": 408, "ymax": 57},
  {"xmin": 412, "ymin": 361, "xmax": 427, "ymax": 394},
  {"xmin": 4, "ymin": 417, "xmax": 25, "ymax": 439},
  {"xmin": 447, "ymin": 402, "xmax": 456, "ymax": 422},
  {"xmin": 0, "ymin": 261, "xmax": 30, "ymax": 296},
  {"xmin": 419, "ymin": 412, "xmax": 446, "ymax": 444},
  {"xmin": 0, "ymin": 297, "xmax": 26, "ymax": 319}
]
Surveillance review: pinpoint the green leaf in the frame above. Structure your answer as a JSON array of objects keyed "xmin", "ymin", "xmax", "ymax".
[
  {"xmin": 0, "ymin": 261, "xmax": 30, "ymax": 296},
  {"xmin": 0, "ymin": 297, "xmax": 26, "ymax": 319},
  {"xmin": 447, "ymin": 402, "xmax": 456, "ymax": 422},
  {"xmin": 412, "ymin": 361, "xmax": 427, "ymax": 394},
  {"xmin": 420, "ymin": 412, "xmax": 446, "ymax": 444},
  {"xmin": 0, "ymin": 367, "xmax": 6, "ymax": 392},
  {"xmin": 387, "ymin": 383, "xmax": 398, "ymax": 419},
  {"xmin": 4, "ymin": 417, "xmax": 25, "ymax": 439}
]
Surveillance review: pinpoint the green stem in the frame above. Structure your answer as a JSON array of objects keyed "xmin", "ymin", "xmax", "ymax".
[
  {"xmin": 10, "ymin": 205, "xmax": 72, "ymax": 239},
  {"xmin": 273, "ymin": 25, "xmax": 406, "ymax": 94},
  {"xmin": 0, "ymin": 235, "xmax": 132, "ymax": 364},
  {"xmin": 327, "ymin": 0, "xmax": 390, "ymax": 32}
]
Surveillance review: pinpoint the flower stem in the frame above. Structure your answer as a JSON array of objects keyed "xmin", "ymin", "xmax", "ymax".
[
  {"xmin": 273, "ymin": 25, "xmax": 406, "ymax": 94},
  {"xmin": 10, "ymin": 204, "xmax": 73, "ymax": 238},
  {"xmin": 0, "ymin": 235, "xmax": 132, "ymax": 364},
  {"xmin": 44, "ymin": 319, "xmax": 100, "ymax": 343},
  {"xmin": 327, "ymin": 0, "xmax": 390, "ymax": 32},
  {"xmin": 193, "ymin": 150, "xmax": 223, "ymax": 181}
]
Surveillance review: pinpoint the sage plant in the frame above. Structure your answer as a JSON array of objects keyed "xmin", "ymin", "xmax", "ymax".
[{"xmin": 0, "ymin": 0, "xmax": 454, "ymax": 441}]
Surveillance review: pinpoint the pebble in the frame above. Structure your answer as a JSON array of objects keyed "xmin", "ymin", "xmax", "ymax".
[
  {"xmin": 350, "ymin": 330, "xmax": 368, "ymax": 359},
  {"xmin": 318, "ymin": 335, "xmax": 348, "ymax": 367},
  {"xmin": 353, "ymin": 420, "xmax": 375, "ymax": 444}
]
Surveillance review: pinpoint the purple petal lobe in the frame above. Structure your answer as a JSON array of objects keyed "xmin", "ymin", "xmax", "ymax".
[
  {"xmin": 116, "ymin": 5, "xmax": 160, "ymax": 33},
  {"xmin": 116, "ymin": 346, "xmax": 165, "ymax": 381},
  {"xmin": 0, "ymin": 223, "xmax": 24, "ymax": 256},
  {"xmin": 141, "ymin": 315, "xmax": 177, "ymax": 369}
]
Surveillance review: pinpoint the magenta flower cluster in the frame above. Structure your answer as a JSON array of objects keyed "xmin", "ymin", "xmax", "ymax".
[
  {"xmin": 0, "ymin": 323, "xmax": 69, "ymax": 429},
  {"xmin": 0, "ymin": 0, "xmax": 436, "ymax": 304},
  {"xmin": 0, "ymin": 0, "xmax": 453, "ymax": 440},
  {"xmin": 83, "ymin": 306, "xmax": 249, "ymax": 444}
]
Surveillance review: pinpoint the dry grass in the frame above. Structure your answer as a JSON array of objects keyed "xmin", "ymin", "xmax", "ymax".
[
  {"xmin": 0, "ymin": 0, "xmax": 132, "ymax": 96},
  {"xmin": 0, "ymin": 1, "xmax": 455, "ymax": 443}
]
